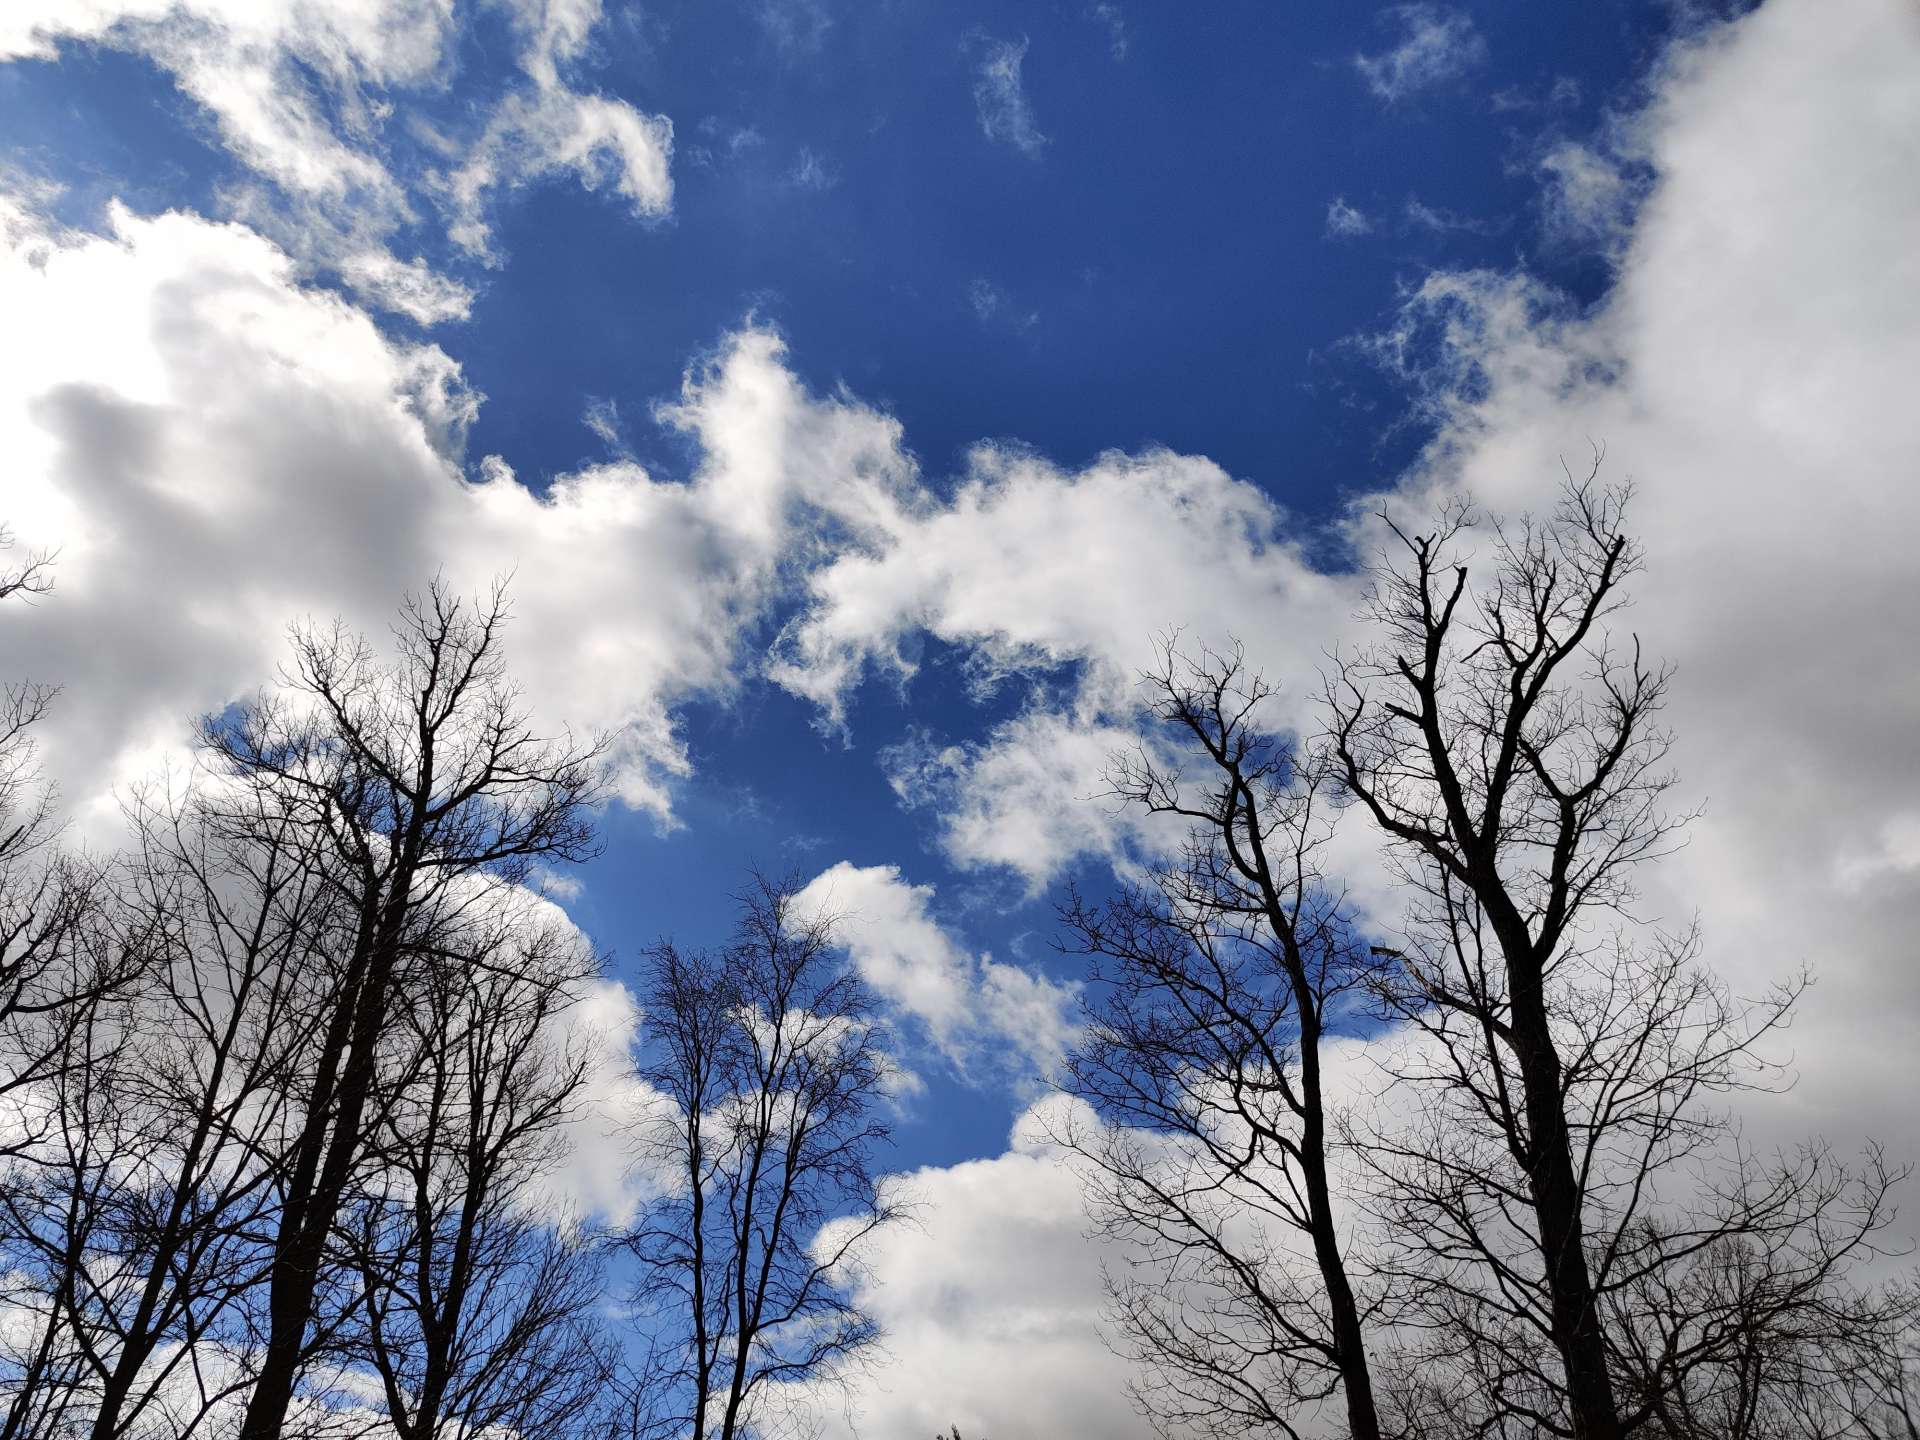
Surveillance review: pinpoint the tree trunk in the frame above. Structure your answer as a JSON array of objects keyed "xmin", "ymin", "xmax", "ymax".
[
  {"xmin": 238, "ymin": 873, "xmax": 411, "ymax": 1440},
  {"xmin": 1295, "ymin": 1002, "xmax": 1383, "ymax": 1440},
  {"xmin": 1506, "ymin": 952, "xmax": 1622, "ymax": 1440}
]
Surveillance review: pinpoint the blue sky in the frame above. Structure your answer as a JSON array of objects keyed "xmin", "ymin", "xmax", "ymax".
[
  {"xmin": 1, "ymin": 0, "xmax": 1663, "ymax": 496},
  {"xmin": 0, "ymin": 0, "xmax": 1836, "ymax": 1167},
  {"xmin": 4, "ymin": 1, "xmax": 1917, "ymax": 1431}
]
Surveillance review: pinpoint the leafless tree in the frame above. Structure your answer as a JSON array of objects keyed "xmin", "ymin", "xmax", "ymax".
[
  {"xmin": 195, "ymin": 580, "xmax": 604, "ymax": 1440},
  {"xmin": 0, "ymin": 929, "xmax": 129, "ymax": 1440},
  {"xmin": 0, "ymin": 534, "xmax": 129, "ymax": 1167},
  {"xmin": 1603, "ymin": 1189, "xmax": 1917, "ymax": 1440},
  {"xmin": 0, "ymin": 525, "xmax": 55, "ymax": 608},
  {"xmin": 9, "ymin": 787, "xmax": 355, "ymax": 1440},
  {"xmin": 0, "ymin": 535, "xmax": 144, "ymax": 1438},
  {"xmin": 621, "ymin": 876, "xmax": 903, "ymax": 1440},
  {"xmin": 1327, "ymin": 465, "xmax": 1911, "ymax": 1438},
  {"xmin": 1057, "ymin": 640, "xmax": 1389, "ymax": 1440},
  {"xmin": 330, "ymin": 897, "xmax": 613, "ymax": 1440}
]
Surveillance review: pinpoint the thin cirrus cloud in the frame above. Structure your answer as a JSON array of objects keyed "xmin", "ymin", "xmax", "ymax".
[
  {"xmin": 1353, "ymin": 4, "xmax": 1488, "ymax": 103},
  {"xmin": 970, "ymin": 34, "xmax": 1049, "ymax": 158},
  {"xmin": 1325, "ymin": 195, "xmax": 1376, "ymax": 238}
]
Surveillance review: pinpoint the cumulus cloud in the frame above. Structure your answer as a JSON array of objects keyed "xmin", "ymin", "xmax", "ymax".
[
  {"xmin": 534, "ymin": 974, "xmax": 666, "ymax": 1226},
  {"xmin": 1356, "ymin": 0, "xmax": 1920, "ymax": 1156},
  {"xmin": 796, "ymin": 862, "xmax": 1079, "ymax": 1082},
  {"xmin": 752, "ymin": 10, "xmax": 1920, "ymax": 1423},
  {"xmin": 768, "ymin": 442, "xmax": 1352, "ymax": 883},
  {"xmin": 443, "ymin": 0, "xmax": 675, "ymax": 263},
  {"xmin": 804, "ymin": 1100, "xmax": 1149, "ymax": 1440},
  {"xmin": 878, "ymin": 718, "xmax": 1165, "ymax": 891},
  {"xmin": 0, "ymin": 199, "xmax": 916, "ymax": 831},
  {"xmin": 1354, "ymin": 5, "xmax": 1487, "ymax": 104},
  {"xmin": 971, "ymin": 35, "xmax": 1048, "ymax": 158}
]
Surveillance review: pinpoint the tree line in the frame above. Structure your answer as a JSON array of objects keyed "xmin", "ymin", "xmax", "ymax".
[{"xmin": 0, "ymin": 469, "xmax": 1912, "ymax": 1440}]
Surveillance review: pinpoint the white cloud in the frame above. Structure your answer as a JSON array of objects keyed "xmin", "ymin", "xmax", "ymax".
[
  {"xmin": 1324, "ymin": 196, "xmax": 1375, "ymax": 239},
  {"xmin": 1535, "ymin": 140, "xmax": 1641, "ymax": 254},
  {"xmin": 445, "ymin": 87, "xmax": 672, "ymax": 262},
  {"xmin": 581, "ymin": 395, "xmax": 626, "ymax": 450},
  {"xmin": 768, "ymin": 443, "xmax": 1352, "ymax": 884},
  {"xmin": 1, "ymin": 1, "xmax": 449, "ymax": 197},
  {"xmin": 804, "ymin": 1100, "xmax": 1151, "ymax": 1440},
  {"xmin": 1354, "ymin": 5, "xmax": 1487, "ymax": 104},
  {"xmin": 1401, "ymin": 194, "xmax": 1509, "ymax": 236},
  {"xmin": 535, "ymin": 974, "xmax": 666, "ymax": 1226},
  {"xmin": 0, "ymin": 199, "xmax": 916, "ymax": 831},
  {"xmin": 336, "ymin": 248, "xmax": 476, "ymax": 325},
  {"xmin": 1352, "ymin": 0, "xmax": 1920, "ymax": 1157},
  {"xmin": 878, "ymin": 718, "xmax": 1159, "ymax": 891},
  {"xmin": 972, "ymin": 35, "xmax": 1048, "ymax": 158},
  {"xmin": 0, "ymin": 0, "xmax": 673, "ymax": 305},
  {"xmin": 694, "ymin": 12, "xmax": 1920, "ymax": 1424},
  {"xmin": 966, "ymin": 277, "xmax": 1039, "ymax": 332},
  {"xmin": 796, "ymin": 862, "xmax": 1079, "ymax": 1082}
]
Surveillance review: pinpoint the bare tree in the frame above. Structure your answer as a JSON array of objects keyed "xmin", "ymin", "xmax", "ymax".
[
  {"xmin": 20, "ymin": 788, "xmax": 354, "ymax": 1440},
  {"xmin": 0, "ymin": 525, "xmax": 55, "ymax": 608},
  {"xmin": 331, "ymin": 896, "xmax": 613, "ymax": 1440},
  {"xmin": 0, "ymin": 929, "xmax": 129, "ymax": 1440},
  {"xmin": 0, "ymin": 534, "xmax": 144, "ymax": 1439},
  {"xmin": 0, "ymin": 533, "xmax": 129, "ymax": 1165},
  {"xmin": 622, "ymin": 876, "xmax": 903, "ymax": 1440},
  {"xmin": 198, "ymin": 580, "xmax": 604, "ymax": 1440},
  {"xmin": 1327, "ymin": 467, "xmax": 1910, "ymax": 1439},
  {"xmin": 1604, "ymin": 1187, "xmax": 1917, "ymax": 1440},
  {"xmin": 1058, "ymin": 640, "xmax": 1388, "ymax": 1440}
]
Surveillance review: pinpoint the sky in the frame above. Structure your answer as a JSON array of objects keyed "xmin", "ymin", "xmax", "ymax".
[{"xmin": 2, "ymin": 1, "xmax": 1918, "ymax": 1436}]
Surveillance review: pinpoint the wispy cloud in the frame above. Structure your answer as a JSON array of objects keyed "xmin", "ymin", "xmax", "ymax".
[
  {"xmin": 1087, "ymin": 3, "xmax": 1127, "ymax": 62},
  {"xmin": 1324, "ymin": 196, "xmax": 1375, "ymax": 239},
  {"xmin": 583, "ymin": 396, "xmax": 627, "ymax": 452},
  {"xmin": 1536, "ymin": 141, "xmax": 1642, "ymax": 255},
  {"xmin": 756, "ymin": 0, "xmax": 832, "ymax": 55},
  {"xmin": 787, "ymin": 146, "xmax": 839, "ymax": 191},
  {"xmin": 2, "ymin": 0, "xmax": 675, "ymax": 308},
  {"xmin": 972, "ymin": 35, "xmax": 1048, "ymax": 158},
  {"xmin": 1403, "ymin": 194, "xmax": 1509, "ymax": 236},
  {"xmin": 1354, "ymin": 4, "xmax": 1487, "ymax": 103},
  {"xmin": 968, "ymin": 277, "xmax": 1039, "ymax": 332}
]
